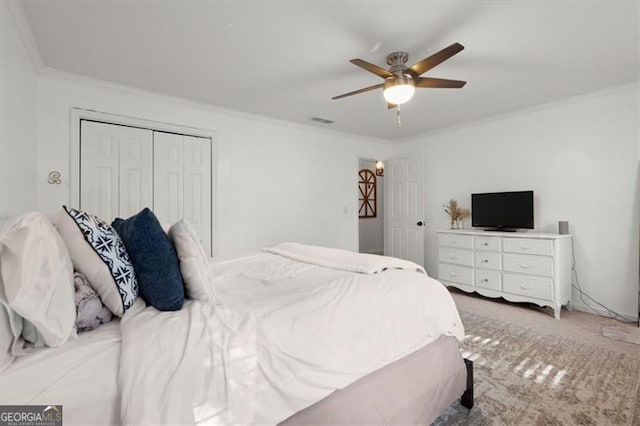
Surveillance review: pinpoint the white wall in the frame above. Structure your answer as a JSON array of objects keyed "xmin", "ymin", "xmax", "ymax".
[
  {"xmin": 395, "ymin": 83, "xmax": 640, "ymax": 319},
  {"xmin": 35, "ymin": 71, "xmax": 392, "ymax": 256},
  {"xmin": 358, "ymin": 158, "xmax": 384, "ymax": 255},
  {"xmin": 5, "ymin": 3, "xmax": 638, "ymax": 320},
  {"xmin": 0, "ymin": 2, "xmax": 39, "ymax": 231}
]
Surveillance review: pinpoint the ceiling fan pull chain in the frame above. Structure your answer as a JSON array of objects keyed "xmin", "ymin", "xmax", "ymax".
[{"xmin": 396, "ymin": 105, "xmax": 402, "ymax": 127}]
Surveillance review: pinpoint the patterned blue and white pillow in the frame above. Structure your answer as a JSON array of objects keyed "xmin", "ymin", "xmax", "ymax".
[{"xmin": 54, "ymin": 206, "xmax": 137, "ymax": 316}]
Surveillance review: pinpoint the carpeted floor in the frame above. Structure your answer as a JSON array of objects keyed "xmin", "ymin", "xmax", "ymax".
[{"xmin": 433, "ymin": 290, "xmax": 640, "ymax": 425}]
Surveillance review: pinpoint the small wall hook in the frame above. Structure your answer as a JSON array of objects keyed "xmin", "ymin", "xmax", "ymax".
[{"xmin": 48, "ymin": 171, "xmax": 62, "ymax": 184}]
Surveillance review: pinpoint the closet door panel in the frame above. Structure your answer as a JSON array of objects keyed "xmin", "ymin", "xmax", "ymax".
[
  {"xmin": 184, "ymin": 136, "xmax": 212, "ymax": 255},
  {"xmin": 119, "ymin": 127, "xmax": 153, "ymax": 218},
  {"xmin": 153, "ymin": 132, "xmax": 184, "ymax": 225},
  {"xmin": 80, "ymin": 121, "xmax": 120, "ymax": 220},
  {"xmin": 81, "ymin": 122, "xmax": 213, "ymax": 255}
]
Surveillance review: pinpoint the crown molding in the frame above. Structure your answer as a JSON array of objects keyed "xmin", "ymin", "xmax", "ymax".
[
  {"xmin": 5, "ymin": 0, "xmax": 44, "ymax": 72},
  {"xmin": 38, "ymin": 67, "xmax": 392, "ymax": 145},
  {"xmin": 396, "ymin": 80, "xmax": 640, "ymax": 145}
]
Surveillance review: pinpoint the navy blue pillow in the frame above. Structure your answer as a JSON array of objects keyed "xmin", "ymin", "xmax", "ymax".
[{"xmin": 112, "ymin": 208, "xmax": 184, "ymax": 311}]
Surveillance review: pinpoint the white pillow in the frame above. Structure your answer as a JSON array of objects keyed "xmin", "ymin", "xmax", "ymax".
[
  {"xmin": 168, "ymin": 220, "xmax": 214, "ymax": 302},
  {"xmin": 0, "ymin": 249, "xmax": 27, "ymax": 369},
  {"xmin": 53, "ymin": 207, "xmax": 138, "ymax": 317},
  {"xmin": 0, "ymin": 212, "xmax": 76, "ymax": 348}
]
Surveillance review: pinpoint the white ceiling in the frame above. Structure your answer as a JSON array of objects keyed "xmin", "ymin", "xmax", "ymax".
[{"xmin": 22, "ymin": 1, "xmax": 639, "ymax": 141}]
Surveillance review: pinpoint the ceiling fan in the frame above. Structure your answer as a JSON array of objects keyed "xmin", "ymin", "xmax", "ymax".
[{"xmin": 332, "ymin": 42, "xmax": 466, "ymax": 108}]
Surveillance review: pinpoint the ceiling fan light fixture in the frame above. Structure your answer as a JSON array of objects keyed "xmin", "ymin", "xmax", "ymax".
[{"xmin": 383, "ymin": 76, "xmax": 415, "ymax": 105}]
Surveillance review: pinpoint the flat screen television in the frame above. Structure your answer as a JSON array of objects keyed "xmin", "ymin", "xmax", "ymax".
[{"xmin": 471, "ymin": 191, "xmax": 534, "ymax": 231}]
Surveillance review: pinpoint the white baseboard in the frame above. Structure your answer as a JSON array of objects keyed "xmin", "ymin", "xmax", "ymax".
[{"xmin": 570, "ymin": 300, "xmax": 638, "ymax": 322}]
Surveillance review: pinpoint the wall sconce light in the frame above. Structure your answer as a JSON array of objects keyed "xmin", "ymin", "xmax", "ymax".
[{"xmin": 375, "ymin": 160, "xmax": 384, "ymax": 176}]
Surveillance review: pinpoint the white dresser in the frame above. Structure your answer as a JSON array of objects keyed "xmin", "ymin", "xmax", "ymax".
[{"xmin": 437, "ymin": 230, "xmax": 572, "ymax": 319}]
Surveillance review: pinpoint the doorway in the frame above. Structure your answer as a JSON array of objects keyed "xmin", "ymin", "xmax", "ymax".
[{"xmin": 358, "ymin": 158, "xmax": 384, "ymax": 255}]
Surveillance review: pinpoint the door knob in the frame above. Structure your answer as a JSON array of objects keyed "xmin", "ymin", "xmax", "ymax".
[{"xmin": 417, "ymin": 221, "xmax": 424, "ymax": 226}]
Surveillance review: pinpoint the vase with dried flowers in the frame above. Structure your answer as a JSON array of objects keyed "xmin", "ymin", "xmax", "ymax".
[{"xmin": 443, "ymin": 199, "xmax": 470, "ymax": 229}]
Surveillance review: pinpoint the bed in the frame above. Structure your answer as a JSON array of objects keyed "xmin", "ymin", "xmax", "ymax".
[{"xmin": 1, "ymin": 213, "xmax": 472, "ymax": 425}]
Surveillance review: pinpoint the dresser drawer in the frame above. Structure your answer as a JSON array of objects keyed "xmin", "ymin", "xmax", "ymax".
[
  {"xmin": 438, "ymin": 234, "xmax": 473, "ymax": 249},
  {"xmin": 503, "ymin": 254, "xmax": 553, "ymax": 277},
  {"xmin": 503, "ymin": 238, "xmax": 553, "ymax": 256},
  {"xmin": 476, "ymin": 269, "xmax": 501, "ymax": 291},
  {"xmin": 475, "ymin": 252, "xmax": 501, "ymax": 270},
  {"xmin": 474, "ymin": 236, "xmax": 501, "ymax": 252},
  {"xmin": 503, "ymin": 273, "xmax": 553, "ymax": 301},
  {"xmin": 439, "ymin": 264, "xmax": 473, "ymax": 286},
  {"xmin": 439, "ymin": 248, "xmax": 474, "ymax": 266}
]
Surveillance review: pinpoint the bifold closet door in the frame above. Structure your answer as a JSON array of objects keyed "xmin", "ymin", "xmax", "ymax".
[
  {"xmin": 80, "ymin": 121, "xmax": 153, "ymax": 221},
  {"xmin": 154, "ymin": 131, "xmax": 212, "ymax": 254}
]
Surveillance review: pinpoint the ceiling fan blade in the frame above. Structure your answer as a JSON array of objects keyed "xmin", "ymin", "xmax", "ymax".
[
  {"xmin": 415, "ymin": 77, "xmax": 467, "ymax": 88},
  {"xmin": 332, "ymin": 83, "xmax": 384, "ymax": 100},
  {"xmin": 350, "ymin": 59, "xmax": 393, "ymax": 79},
  {"xmin": 409, "ymin": 43, "xmax": 464, "ymax": 76}
]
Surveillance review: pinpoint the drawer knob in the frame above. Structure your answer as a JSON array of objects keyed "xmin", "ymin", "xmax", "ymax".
[
  {"xmin": 449, "ymin": 272, "xmax": 458, "ymax": 277},
  {"xmin": 520, "ymin": 264, "xmax": 530, "ymax": 269},
  {"xmin": 450, "ymin": 255, "xmax": 458, "ymax": 260},
  {"xmin": 483, "ymin": 259, "xmax": 489, "ymax": 263},
  {"xmin": 483, "ymin": 278, "xmax": 489, "ymax": 282},
  {"xmin": 450, "ymin": 241, "xmax": 457, "ymax": 245},
  {"xmin": 483, "ymin": 242, "xmax": 489, "ymax": 246},
  {"xmin": 520, "ymin": 244, "xmax": 529, "ymax": 250},
  {"xmin": 520, "ymin": 283, "xmax": 534, "ymax": 290}
]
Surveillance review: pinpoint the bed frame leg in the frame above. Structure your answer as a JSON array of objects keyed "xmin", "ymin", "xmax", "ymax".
[{"xmin": 461, "ymin": 358, "xmax": 474, "ymax": 409}]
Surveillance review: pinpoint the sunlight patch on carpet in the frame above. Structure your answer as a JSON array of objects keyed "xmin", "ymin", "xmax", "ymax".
[
  {"xmin": 550, "ymin": 369, "xmax": 566, "ymax": 388},
  {"xmin": 432, "ymin": 311, "xmax": 640, "ymax": 425},
  {"xmin": 534, "ymin": 364, "xmax": 554, "ymax": 384}
]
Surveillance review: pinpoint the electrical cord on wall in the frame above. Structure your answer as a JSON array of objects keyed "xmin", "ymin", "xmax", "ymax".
[{"xmin": 570, "ymin": 236, "xmax": 636, "ymax": 323}]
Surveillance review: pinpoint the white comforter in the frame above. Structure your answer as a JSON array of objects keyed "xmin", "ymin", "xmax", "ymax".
[
  {"xmin": 264, "ymin": 241, "xmax": 426, "ymax": 274},
  {"xmin": 118, "ymin": 299, "xmax": 257, "ymax": 425},
  {"xmin": 118, "ymin": 251, "xmax": 464, "ymax": 425}
]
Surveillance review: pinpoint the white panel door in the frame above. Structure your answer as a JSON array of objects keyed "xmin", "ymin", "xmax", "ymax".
[
  {"xmin": 153, "ymin": 132, "xmax": 185, "ymax": 226},
  {"xmin": 183, "ymin": 136, "xmax": 212, "ymax": 255},
  {"xmin": 119, "ymin": 127, "xmax": 153, "ymax": 218},
  {"xmin": 82, "ymin": 123, "xmax": 213, "ymax": 254},
  {"xmin": 80, "ymin": 121, "xmax": 121, "ymax": 220},
  {"xmin": 154, "ymin": 131, "xmax": 212, "ymax": 255},
  {"xmin": 81, "ymin": 121, "xmax": 152, "ymax": 221},
  {"xmin": 384, "ymin": 157, "xmax": 425, "ymax": 265}
]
